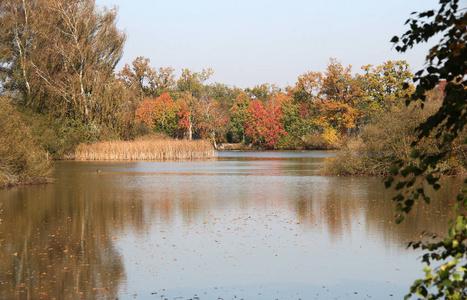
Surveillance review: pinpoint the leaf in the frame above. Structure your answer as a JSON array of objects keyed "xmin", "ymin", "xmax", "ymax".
[
  {"xmin": 389, "ymin": 165, "xmax": 399, "ymax": 175},
  {"xmin": 410, "ymin": 149, "xmax": 420, "ymax": 158}
]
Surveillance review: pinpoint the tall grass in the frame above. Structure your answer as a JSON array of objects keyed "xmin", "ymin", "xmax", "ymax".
[{"xmin": 74, "ymin": 138, "xmax": 216, "ymax": 161}]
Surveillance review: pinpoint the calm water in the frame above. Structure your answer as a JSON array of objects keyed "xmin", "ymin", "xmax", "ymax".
[{"xmin": 0, "ymin": 151, "xmax": 462, "ymax": 299}]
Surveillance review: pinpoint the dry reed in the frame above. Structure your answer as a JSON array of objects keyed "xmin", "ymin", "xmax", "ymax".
[{"xmin": 74, "ymin": 139, "xmax": 216, "ymax": 161}]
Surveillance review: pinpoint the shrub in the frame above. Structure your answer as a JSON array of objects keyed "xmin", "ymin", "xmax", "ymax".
[
  {"xmin": 0, "ymin": 97, "xmax": 51, "ymax": 187},
  {"xmin": 326, "ymin": 96, "xmax": 466, "ymax": 176}
]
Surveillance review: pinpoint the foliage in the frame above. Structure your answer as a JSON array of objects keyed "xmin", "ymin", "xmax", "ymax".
[
  {"xmin": 230, "ymin": 92, "xmax": 251, "ymax": 142},
  {"xmin": 0, "ymin": 0, "xmax": 126, "ymax": 123},
  {"xmin": 117, "ymin": 56, "xmax": 176, "ymax": 99},
  {"xmin": 177, "ymin": 68, "xmax": 213, "ymax": 99},
  {"xmin": 386, "ymin": 0, "xmax": 467, "ymax": 298},
  {"xmin": 327, "ymin": 96, "xmax": 448, "ymax": 175},
  {"xmin": 357, "ymin": 60, "xmax": 414, "ymax": 122},
  {"xmin": 135, "ymin": 93, "xmax": 180, "ymax": 137},
  {"xmin": 245, "ymin": 83, "xmax": 282, "ymax": 101},
  {"xmin": 244, "ymin": 98, "xmax": 286, "ymax": 149},
  {"xmin": 0, "ymin": 97, "xmax": 51, "ymax": 187},
  {"xmin": 195, "ymin": 97, "xmax": 228, "ymax": 148},
  {"xmin": 176, "ymin": 92, "xmax": 197, "ymax": 140}
]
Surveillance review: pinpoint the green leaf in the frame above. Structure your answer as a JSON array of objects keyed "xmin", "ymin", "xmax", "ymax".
[
  {"xmin": 453, "ymin": 273, "xmax": 462, "ymax": 281},
  {"xmin": 396, "ymin": 182, "xmax": 406, "ymax": 190},
  {"xmin": 442, "ymin": 279, "xmax": 452, "ymax": 288},
  {"xmin": 424, "ymin": 196, "xmax": 431, "ymax": 204},
  {"xmin": 448, "ymin": 227, "xmax": 456, "ymax": 238},
  {"xmin": 389, "ymin": 165, "xmax": 399, "ymax": 175},
  {"xmin": 396, "ymin": 203, "xmax": 403, "ymax": 211},
  {"xmin": 410, "ymin": 149, "xmax": 420, "ymax": 158},
  {"xmin": 396, "ymin": 215, "xmax": 405, "ymax": 224}
]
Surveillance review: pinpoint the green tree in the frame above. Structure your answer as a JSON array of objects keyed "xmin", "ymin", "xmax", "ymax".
[
  {"xmin": 230, "ymin": 92, "xmax": 251, "ymax": 143},
  {"xmin": 357, "ymin": 60, "xmax": 413, "ymax": 122},
  {"xmin": 177, "ymin": 68, "xmax": 213, "ymax": 99},
  {"xmin": 387, "ymin": 0, "xmax": 467, "ymax": 298},
  {"xmin": 245, "ymin": 83, "xmax": 282, "ymax": 101}
]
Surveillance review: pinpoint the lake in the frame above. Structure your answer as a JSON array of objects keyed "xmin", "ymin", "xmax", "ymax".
[{"xmin": 0, "ymin": 151, "xmax": 461, "ymax": 299}]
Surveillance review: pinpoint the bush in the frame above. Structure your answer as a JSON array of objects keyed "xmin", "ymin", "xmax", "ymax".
[
  {"xmin": 275, "ymin": 134, "xmax": 302, "ymax": 150},
  {"xmin": 0, "ymin": 97, "xmax": 51, "ymax": 187},
  {"xmin": 326, "ymin": 96, "xmax": 465, "ymax": 176}
]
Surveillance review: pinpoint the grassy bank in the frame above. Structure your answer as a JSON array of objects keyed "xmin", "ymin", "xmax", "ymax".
[
  {"xmin": 0, "ymin": 97, "xmax": 51, "ymax": 188},
  {"xmin": 74, "ymin": 137, "xmax": 216, "ymax": 161}
]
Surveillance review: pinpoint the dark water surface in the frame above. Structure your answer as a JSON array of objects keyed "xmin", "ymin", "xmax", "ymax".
[{"xmin": 0, "ymin": 151, "xmax": 462, "ymax": 299}]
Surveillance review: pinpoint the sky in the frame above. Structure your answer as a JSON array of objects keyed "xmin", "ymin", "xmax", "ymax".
[{"xmin": 95, "ymin": 0, "xmax": 441, "ymax": 88}]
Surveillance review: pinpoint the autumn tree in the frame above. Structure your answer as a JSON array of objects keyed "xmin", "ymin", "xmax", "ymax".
[
  {"xmin": 195, "ymin": 97, "xmax": 228, "ymax": 149},
  {"xmin": 134, "ymin": 93, "xmax": 180, "ymax": 137},
  {"xmin": 118, "ymin": 56, "xmax": 176, "ymax": 100},
  {"xmin": 357, "ymin": 60, "xmax": 413, "ymax": 122},
  {"xmin": 293, "ymin": 71, "xmax": 323, "ymax": 105},
  {"xmin": 176, "ymin": 92, "xmax": 197, "ymax": 140},
  {"xmin": 175, "ymin": 69, "xmax": 214, "ymax": 140},
  {"xmin": 0, "ymin": 0, "xmax": 126, "ymax": 125},
  {"xmin": 245, "ymin": 98, "xmax": 286, "ymax": 149},
  {"xmin": 317, "ymin": 58, "xmax": 364, "ymax": 136}
]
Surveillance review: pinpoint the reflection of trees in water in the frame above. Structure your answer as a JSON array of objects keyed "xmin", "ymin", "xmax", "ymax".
[
  {"xmin": 2, "ymin": 159, "xmax": 461, "ymax": 298},
  {"xmin": 0, "ymin": 170, "xmax": 147, "ymax": 299},
  {"xmin": 292, "ymin": 176, "xmax": 462, "ymax": 247},
  {"xmin": 365, "ymin": 178, "xmax": 462, "ymax": 245}
]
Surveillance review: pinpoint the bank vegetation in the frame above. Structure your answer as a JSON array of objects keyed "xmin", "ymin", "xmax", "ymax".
[
  {"xmin": 74, "ymin": 137, "xmax": 215, "ymax": 161},
  {"xmin": 326, "ymin": 86, "xmax": 467, "ymax": 176}
]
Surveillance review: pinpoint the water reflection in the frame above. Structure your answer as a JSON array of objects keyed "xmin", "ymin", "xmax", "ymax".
[{"xmin": 0, "ymin": 151, "xmax": 462, "ymax": 299}]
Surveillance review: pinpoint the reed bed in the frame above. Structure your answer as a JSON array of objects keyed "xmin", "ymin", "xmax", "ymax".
[{"xmin": 74, "ymin": 139, "xmax": 216, "ymax": 161}]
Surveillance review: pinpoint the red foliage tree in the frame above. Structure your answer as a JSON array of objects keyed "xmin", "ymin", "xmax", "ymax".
[{"xmin": 245, "ymin": 98, "xmax": 286, "ymax": 149}]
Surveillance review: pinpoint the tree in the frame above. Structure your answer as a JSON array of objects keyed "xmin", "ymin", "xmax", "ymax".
[
  {"xmin": 195, "ymin": 97, "xmax": 228, "ymax": 149},
  {"xmin": 386, "ymin": 0, "xmax": 467, "ymax": 298},
  {"xmin": 176, "ymin": 92, "xmax": 197, "ymax": 140},
  {"xmin": 293, "ymin": 71, "xmax": 323, "ymax": 105},
  {"xmin": 230, "ymin": 92, "xmax": 251, "ymax": 143},
  {"xmin": 245, "ymin": 98, "xmax": 286, "ymax": 149},
  {"xmin": 357, "ymin": 60, "xmax": 413, "ymax": 122},
  {"xmin": 177, "ymin": 68, "xmax": 213, "ymax": 99},
  {"xmin": 117, "ymin": 56, "xmax": 176, "ymax": 99},
  {"xmin": 135, "ymin": 93, "xmax": 180, "ymax": 137},
  {"xmin": 317, "ymin": 58, "xmax": 363, "ymax": 136},
  {"xmin": 245, "ymin": 83, "xmax": 282, "ymax": 101},
  {"xmin": 0, "ymin": 0, "xmax": 126, "ymax": 124}
]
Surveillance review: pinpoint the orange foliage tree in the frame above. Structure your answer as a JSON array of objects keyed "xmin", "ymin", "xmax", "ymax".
[
  {"xmin": 135, "ymin": 93, "xmax": 180, "ymax": 136},
  {"xmin": 317, "ymin": 58, "xmax": 364, "ymax": 136}
]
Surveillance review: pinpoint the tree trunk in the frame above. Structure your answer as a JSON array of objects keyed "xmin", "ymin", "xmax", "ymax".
[{"xmin": 211, "ymin": 131, "xmax": 217, "ymax": 150}]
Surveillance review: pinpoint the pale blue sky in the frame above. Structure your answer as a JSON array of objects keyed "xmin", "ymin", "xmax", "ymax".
[{"xmin": 96, "ymin": 0, "xmax": 440, "ymax": 88}]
